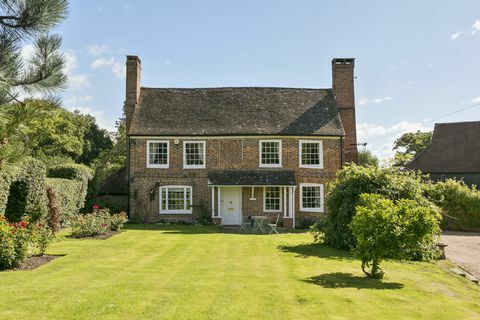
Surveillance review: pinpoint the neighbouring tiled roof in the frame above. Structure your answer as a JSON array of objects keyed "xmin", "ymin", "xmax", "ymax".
[
  {"xmin": 408, "ymin": 121, "xmax": 480, "ymax": 173},
  {"xmin": 129, "ymin": 87, "xmax": 345, "ymax": 136},
  {"xmin": 97, "ymin": 167, "xmax": 128, "ymax": 195},
  {"xmin": 207, "ymin": 170, "xmax": 296, "ymax": 186}
]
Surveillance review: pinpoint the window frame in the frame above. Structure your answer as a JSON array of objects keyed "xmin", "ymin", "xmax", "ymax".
[
  {"xmin": 299, "ymin": 140, "xmax": 323, "ymax": 169},
  {"xmin": 259, "ymin": 139, "xmax": 282, "ymax": 168},
  {"xmin": 299, "ymin": 183, "xmax": 324, "ymax": 212},
  {"xmin": 183, "ymin": 140, "xmax": 206, "ymax": 169},
  {"xmin": 263, "ymin": 186, "xmax": 283, "ymax": 212},
  {"xmin": 159, "ymin": 185, "xmax": 193, "ymax": 214},
  {"xmin": 146, "ymin": 140, "xmax": 170, "ymax": 169}
]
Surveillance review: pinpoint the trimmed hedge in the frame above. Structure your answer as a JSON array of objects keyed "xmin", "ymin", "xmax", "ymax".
[
  {"xmin": 47, "ymin": 163, "xmax": 93, "ymax": 219},
  {"xmin": 0, "ymin": 170, "xmax": 12, "ymax": 214},
  {"xmin": 4, "ymin": 158, "xmax": 48, "ymax": 222},
  {"xmin": 48, "ymin": 163, "xmax": 93, "ymax": 181},
  {"xmin": 45, "ymin": 178, "xmax": 86, "ymax": 224}
]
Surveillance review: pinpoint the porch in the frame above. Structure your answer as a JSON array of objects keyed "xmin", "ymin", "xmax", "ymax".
[{"xmin": 207, "ymin": 170, "xmax": 297, "ymax": 228}]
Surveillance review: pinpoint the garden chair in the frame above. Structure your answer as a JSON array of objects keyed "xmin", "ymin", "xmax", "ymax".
[
  {"xmin": 238, "ymin": 216, "xmax": 252, "ymax": 233},
  {"xmin": 268, "ymin": 214, "xmax": 280, "ymax": 234}
]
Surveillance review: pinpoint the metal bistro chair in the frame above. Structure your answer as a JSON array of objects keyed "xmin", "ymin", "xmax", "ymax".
[
  {"xmin": 268, "ymin": 214, "xmax": 281, "ymax": 234},
  {"xmin": 238, "ymin": 216, "xmax": 253, "ymax": 233}
]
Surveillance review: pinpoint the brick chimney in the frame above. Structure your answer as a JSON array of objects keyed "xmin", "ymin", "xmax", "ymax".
[
  {"xmin": 332, "ymin": 58, "xmax": 358, "ymax": 164},
  {"xmin": 125, "ymin": 55, "xmax": 141, "ymax": 134}
]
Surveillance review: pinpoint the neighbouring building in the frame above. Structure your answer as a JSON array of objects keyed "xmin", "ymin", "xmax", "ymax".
[
  {"xmin": 125, "ymin": 56, "xmax": 358, "ymax": 227},
  {"xmin": 408, "ymin": 121, "xmax": 480, "ymax": 186}
]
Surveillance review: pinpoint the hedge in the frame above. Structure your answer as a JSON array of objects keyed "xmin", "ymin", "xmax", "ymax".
[
  {"xmin": 45, "ymin": 178, "xmax": 86, "ymax": 224},
  {"xmin": 0, "ymin": 170, "xmax": 12, "ymax": 214},
  {"xmin": 3, "ymin": 158, "xmax": 48, "ymax": 222},
  {"xmin": 425, "ymin": 179, "xmax": 480, "ymax": 232},
  {"xmin": 47, "ymin": 163, "xmax": 93, "ymax": 217}
]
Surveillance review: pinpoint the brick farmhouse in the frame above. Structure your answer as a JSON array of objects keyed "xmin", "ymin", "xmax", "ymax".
[{"xmin": 125, "ymin": 56, "xmax": 358, "ymax": 228}]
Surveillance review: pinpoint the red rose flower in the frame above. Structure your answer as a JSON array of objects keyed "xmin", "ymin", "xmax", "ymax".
[{"xmin": 92, "ymin": 204, "xmax": 100, "ymax": 210}]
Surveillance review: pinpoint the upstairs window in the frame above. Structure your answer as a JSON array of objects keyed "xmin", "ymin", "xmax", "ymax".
[
  {"xmin": 299, "ymin": 140, "xmax": 323, "ymax": 169},
  {"xmin": 263, "ymin": 187, "xmax": 282, "ymax": 212},
  {"xmin": 160, "ymin": 186, "xmax": 192, "ymax": 214},
  {"xmin": 300, "ymin": 183, "xmax": 324, "ymax": 212},
  {"xmin": 259, "ymin": 140, "xmax": 282, "ymax": 167},
  {"xmin": 147, "ymin": 140, "xmax": 169, "ymax": 168},
  {"xmin": 183, "ymin": 141, "xmax": 206, "ymax": 168}
]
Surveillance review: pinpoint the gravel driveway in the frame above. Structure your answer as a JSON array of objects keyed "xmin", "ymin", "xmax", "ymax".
[{"xmin": 441, "ymin": 231, "xmax": 480, "ymax": 279}]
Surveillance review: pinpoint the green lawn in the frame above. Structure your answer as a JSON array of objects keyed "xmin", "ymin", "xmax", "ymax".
[{"xmin": 1, "ymin": 225, "xmax": 479, "ymax": 320}]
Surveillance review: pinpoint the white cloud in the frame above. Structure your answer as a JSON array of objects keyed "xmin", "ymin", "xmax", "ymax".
[
  {"xmin": 91, "ymin": 57, "xmax": 125, "ymax": 79},
  {"xmin": 358, "ymin": 121, "xmax": 432, "ymax": 160},
  {"xmin": 88, "ymin": 44, "xmax": 110, "ymax": 55},
  {"xmin": 472, "ymin": 20, "xmax": 480, "ymax": 34},
  {"xmin": 64, "ymin": 95, "xmax": 93, "ymax": 105},
  {"xmin": 451, "ymin": 31, "xmax": 463, "ymax": 40},
  {"xmin": 64, "ymin": 51, "xmax": 91, "ymax": 90},
  {"xmin": 358, "ymin": 96, "xmax": 393, "ymax": 106},
  {"xmin": 451, "ymin": 20, "xmax": 480, "ymax": 39},
  {"xmin": 471, "ymin": 96, "xmax": 480, "ymax": 104},
  {"xmin": 67, "ymin": 105, "xmax": 115, "ymax": 131}
]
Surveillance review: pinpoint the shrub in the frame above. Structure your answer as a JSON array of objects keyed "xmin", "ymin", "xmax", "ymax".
[
  {"xmin": 48, "ymin": 163, "xmax": 93, "ymax": 215},
  {"xmin": 425, "ymin": 179, "xmax": 480, "ymax": 231},
  {"xmin": 351, "ymin": 194, "xmax": 441, "ymax": 279},
  {"xmin": 0, "ymin": 216, "xmax": 31, "ymax": 270},
  {"xmin": 196, "ymin": 200, "xmax": 212, "ymax": 225},
  {"xmin": 0, "ymin": 170, "xmax": 12, "ymax": 214},
  {"xmin": 4, "ymin": 158, "xmax": 47, "ymax": 222},
  {"xmin": 324, "ymin": 164, "xmax": 429, "ymax": 249},
  {"xmin": 70, "ymin": 209, "xmax": 128, "ymax": 237},
  {"xmin": 46, "ymin": 187, "xmax": 60, "ymax": 232},
  {"xmin": 31, "ymin": 223, "xmax": 54, "ymax": 255},
  {"xmin": 45, "ymin": 178, "xmax": 86, "ymax": 225},
  {"xmin": 109, "ymin": 211, "xmax": 128, "ymax": 231}
]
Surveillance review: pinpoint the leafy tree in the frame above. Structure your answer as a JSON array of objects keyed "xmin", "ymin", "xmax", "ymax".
[
  {"xmin": 392, "ymin": 131, "xmax": 432, "ymax": 167},
  {"xmin": 73, "ymin": 112, "xmax": 112, "ymax": 165},
  {"xmin": 323, "ymin": 164, "xmax": 430, "ymax": 250},
  {"xmin": 351, "ymin": 193, "xmax": 440, "ymax": 279},
  {"xmin": 92, "ymin": 116, "xmax": 126, "ymax": 183},
  {"xmin": 0, "ymin": 0, "xmax": 68, "ymax": 167},
  {"xmin": 358, "ymin": 149, "xmax": 379, "ymax": 167}
]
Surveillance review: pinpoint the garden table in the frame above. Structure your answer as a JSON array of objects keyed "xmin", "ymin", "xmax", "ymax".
[{"xmin": 251, "ymin": 216, "xmax": 268, "ymax": 234}]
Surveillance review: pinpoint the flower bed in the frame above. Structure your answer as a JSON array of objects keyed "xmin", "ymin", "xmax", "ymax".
[
  {"xmin": 70, "ymin": 209, "xmax": 128, "ymax": 238},
  {"xmin": 0, "ymin": 215, "xmax": 54, "ymax": 270}
]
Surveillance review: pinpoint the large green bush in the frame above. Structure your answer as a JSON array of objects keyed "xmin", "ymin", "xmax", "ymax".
[
  {"xmin": 45, "ymin": 178, "xmax": 85, "ymax": 225},
  {"xmin": 47, "ymin": 163, "xmax": 93, "ymax": 222},
  {"xmin": 4, "ymin": 158, "xmax": 47, "ymax": 222},
  {"xmin": 0, "ymin": 170, "xmax": 12, "ymax": 214},
  {"xmin": 425, "ymin": 179, "xmax": 480, "ymax": 231},
  {"xmin": 351, "ymin": 194, "xmax": 441, "ymax": 279},
  {"xmin": 324, "ymin": 164, "xmax": 430, "ymax": 249}
]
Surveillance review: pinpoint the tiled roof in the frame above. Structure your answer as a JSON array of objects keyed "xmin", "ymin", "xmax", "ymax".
[
  {"xmin": 129, "ymin": 87, "xmax": 345, "ymax": 136},
  {"xmin": 408, "ymin": 121, "xmax": 480, "ymax": 173}
]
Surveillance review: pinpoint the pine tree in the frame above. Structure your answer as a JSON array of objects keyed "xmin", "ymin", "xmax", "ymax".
[
  {"xmin": 0, "ymin": 0, "xmax": 68, "ymax": 167},
  {"xmin": 0, "ymin": 0, "xmax": 68, "ymax": 105}
]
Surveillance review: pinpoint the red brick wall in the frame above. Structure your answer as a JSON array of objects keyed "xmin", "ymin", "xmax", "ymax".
[
  {"xmin": 332, "ymin": 58, "xmax": 358, "ymax": 164},
  {"xmin": 129, "ymin": 136, "xmax": 341, "ymax": 227}
]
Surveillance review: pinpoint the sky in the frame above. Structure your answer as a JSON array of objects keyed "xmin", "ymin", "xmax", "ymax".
[{"xmin": 42, "ymin": 0, "xmax": 480, "ymax": 160}]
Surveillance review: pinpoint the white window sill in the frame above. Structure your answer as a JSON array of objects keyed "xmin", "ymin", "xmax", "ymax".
[
  {"xmin": 183, "ymin": 165, "xmax": 206, "ymax": 169},
  {"xmin": 299, "ymin": 165, "xmax": 323, "ymax": 169},
  {"xmin": 147, "ymin": 164, "xmax": 169, "ymax": 169},
  {"xmin": 160, "ymin": 211, "xmax": 192, "ymax": 214},
  {"xmin": 300, "ymin": 207, "xmax": 324, "ymax": 213},
  {"xmin": 259, "ymin": 164, "xmax": 282, "ymax": 168},
  {"xmin": 264, "ymin": 210, "xmax": 282, "ymax": 213}
]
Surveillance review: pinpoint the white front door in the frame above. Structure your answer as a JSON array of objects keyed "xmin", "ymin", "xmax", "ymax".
[{"xmin": 221, "ymin": 187, "xmax": 242, "ymax": 225}]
